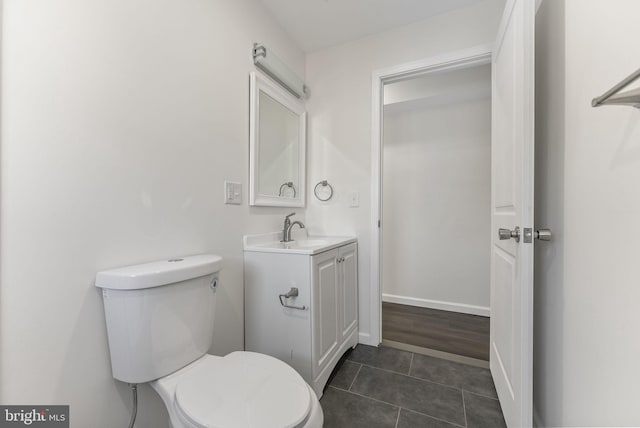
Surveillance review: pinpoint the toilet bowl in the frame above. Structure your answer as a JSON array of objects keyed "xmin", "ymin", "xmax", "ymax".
[
  {"xmin": 95, "ymin": 254, "xmax": 323, "ymax": 428},
  {"xmin": 151, "ymin": 352, "xmax": 322, "ymax": 428}
]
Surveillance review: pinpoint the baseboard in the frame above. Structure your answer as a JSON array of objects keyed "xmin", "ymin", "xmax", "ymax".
[
  {"xmin": 358, "ymin": 332, "xmax": 374, "ymax": 345},
  {"xmin": 382, "ymin": 293, "xmax": 490, "ymax": 317}
]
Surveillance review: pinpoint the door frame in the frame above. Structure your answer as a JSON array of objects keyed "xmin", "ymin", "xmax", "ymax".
[{"xmin": 369, "ymin": 44, "xmax": 493, "ymax": 346}]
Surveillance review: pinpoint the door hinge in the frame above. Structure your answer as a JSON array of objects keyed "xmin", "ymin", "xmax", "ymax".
[{"xmin": 378, "ymin": 220, "xmax": 381, "ymax": 228}]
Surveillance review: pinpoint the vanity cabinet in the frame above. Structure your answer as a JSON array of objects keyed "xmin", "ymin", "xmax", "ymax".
[{"xmin": 244, "ymin": 238, "xmax": 358, "ymax": 397}]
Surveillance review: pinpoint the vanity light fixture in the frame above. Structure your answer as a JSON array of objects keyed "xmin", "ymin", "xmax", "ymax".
[{"xmin": 253, "ymin": 43, "xmax": 308, "ymax": 99}]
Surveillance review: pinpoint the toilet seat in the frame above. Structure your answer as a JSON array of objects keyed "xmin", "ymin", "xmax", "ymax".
[{"xmin": 171, "ymin": 352, "xmax": 312, "ymax": 428}]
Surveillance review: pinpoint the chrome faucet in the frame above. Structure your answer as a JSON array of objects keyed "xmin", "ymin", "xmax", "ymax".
[
  {"xmin": 282, "ymin": 212, "xmax": 295, "ymax": 241},
  {"xmin": 286, "ymin": 221, "xmax": 305, "ymax": 242},
  {"xmin": 281, "ymin": 212, "xmax": 305, "ymax": 242}
]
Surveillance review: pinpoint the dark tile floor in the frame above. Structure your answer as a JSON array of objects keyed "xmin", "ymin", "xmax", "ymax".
[{"xmin": 320, "ymin": 345, "xmax": 506, "ymax": 428}]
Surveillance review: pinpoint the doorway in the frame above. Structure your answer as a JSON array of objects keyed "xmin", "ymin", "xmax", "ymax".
[
  {"xmin": 369, "ymin": 45, "xmax": 493, "ymax": 356},
  {"xmin": 381, "ymin": 62, "xmax": 492, "ymax": 361}
]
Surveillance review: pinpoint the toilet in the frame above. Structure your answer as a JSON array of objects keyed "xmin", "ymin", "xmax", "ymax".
[{"xmin": 96, "ymin": 254, "xmax": 323, "ymax": 428}]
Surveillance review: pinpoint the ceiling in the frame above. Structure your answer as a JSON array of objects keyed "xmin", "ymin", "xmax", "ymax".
[{"xmin": 259, "ymin": 0, "xmax": 487, "ymax": 52}]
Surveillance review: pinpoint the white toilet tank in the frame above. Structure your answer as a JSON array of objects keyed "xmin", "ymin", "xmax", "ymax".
[{"xmin": 96, "ymin": 255, "xmax": 222, "ymax": 384}]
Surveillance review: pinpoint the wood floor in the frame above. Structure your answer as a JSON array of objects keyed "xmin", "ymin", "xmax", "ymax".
[{"xmin": 382, "ymin": 302, "xmax": 490, "ymax": 361}]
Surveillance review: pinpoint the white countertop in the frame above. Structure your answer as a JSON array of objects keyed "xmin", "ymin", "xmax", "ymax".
[{"xmin": 243, "ymin": 230, "xmax": 356, "ymax": 255}]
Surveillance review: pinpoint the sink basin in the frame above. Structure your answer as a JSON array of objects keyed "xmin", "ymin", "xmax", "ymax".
[
  {"xmin": 244, "ymin": 232, "xmax": 355, "ymax": 255},
  {"xmin": 293, "ymin": 239, "xmax": 330, "ymax": 248}
]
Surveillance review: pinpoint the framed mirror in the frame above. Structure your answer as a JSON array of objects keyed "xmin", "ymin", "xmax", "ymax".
[{"xmin": 249, "ymin": 72, "xmax": 306, "ymax": 207}]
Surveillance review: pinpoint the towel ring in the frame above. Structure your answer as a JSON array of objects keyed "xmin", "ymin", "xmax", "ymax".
[
  {"xmin": 278, "ymin": 181, "xmax": 296, "ymax": 197},
  {"xmin": 314, "ymin": 180, "xmax": 334, "ymax": 202}
]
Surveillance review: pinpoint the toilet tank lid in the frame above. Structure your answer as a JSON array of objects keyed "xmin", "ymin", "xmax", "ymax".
[{"xmin": 95, "ymin": 254, "xmax": 222, "ymax": 290}]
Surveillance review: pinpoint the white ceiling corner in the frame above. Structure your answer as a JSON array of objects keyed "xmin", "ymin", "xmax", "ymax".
[{"xmin": 259, "ymin": 0, "xmax": 488, "ymax": 52}]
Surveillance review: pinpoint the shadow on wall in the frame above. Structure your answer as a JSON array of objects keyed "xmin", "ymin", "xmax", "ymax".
[
  {"xmin": 610, "ymin": 108, "xmax": 640, "ymax": 169},
  {"xmin": 533, "ymin": 0, "xmax": 565, "ymax": 425},
  {"xmin": 55, "ymin": 286, "xmax": 170, "ymax": 428}
]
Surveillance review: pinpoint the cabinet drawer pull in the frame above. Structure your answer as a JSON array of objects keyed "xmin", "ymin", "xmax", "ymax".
[{"xmin": 278, "ymin": 287, "xmax": 308, "ymax": 310}]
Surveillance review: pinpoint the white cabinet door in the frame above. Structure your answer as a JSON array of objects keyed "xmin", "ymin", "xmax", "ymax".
[
  {"xmin": 312, "ymin": 249, "xmax": 339, "ymax": 373},
  {"xmin": 338, "ymin": 243, "xmax": 358, "ymax": 340}
]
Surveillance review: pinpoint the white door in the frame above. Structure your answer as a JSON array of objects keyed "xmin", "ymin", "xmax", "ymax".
[{"xmin": 490, "ymin": 0, "xmax": 535, "ymax": 426}]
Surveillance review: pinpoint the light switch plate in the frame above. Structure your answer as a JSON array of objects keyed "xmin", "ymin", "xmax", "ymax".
[{"xmin": 224, "ymin": 181, "xmax": 242, "ymax": 205}]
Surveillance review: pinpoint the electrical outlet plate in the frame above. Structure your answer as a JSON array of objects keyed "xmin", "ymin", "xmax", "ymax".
[
  {"xmin": 224, "ymin": 181, "xmax": 242, "ymax": 205},
  {"xmin": 349, "ymin": 192, "xmax": 360, "ymax": 207}
]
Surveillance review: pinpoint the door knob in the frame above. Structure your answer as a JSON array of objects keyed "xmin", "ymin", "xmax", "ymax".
[
  {"xmin": 535, "ymin": 229, "xmax": 552, "ymax": 241},
  {"xmin": 498, "ymin": 226, "xmax": 520, "ymax": 242}
]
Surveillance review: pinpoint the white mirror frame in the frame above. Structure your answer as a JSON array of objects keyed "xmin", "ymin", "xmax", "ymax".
[{"xmin": 249, "ymin": 71, "xmax": 306, "ymax": 207}]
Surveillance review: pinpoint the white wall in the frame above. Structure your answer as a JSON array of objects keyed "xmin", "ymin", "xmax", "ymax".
[
  {"xmin": 383, "ymin": 65, "xmax": 491, "ymax": 108},
  {"xmin": 0, "ymin": 0, "xmax": 304, "ymax": 426},
  {"xmin": 382, "ymin": 66, "xmax": 491, "ymax": 315},
  {"xmin": 305, "ymin": 0, "xmax": 504, "ymax": 343},
  {"xmin": 534, "ymin": 0, "xmax": 640, "ymax": 426}
]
